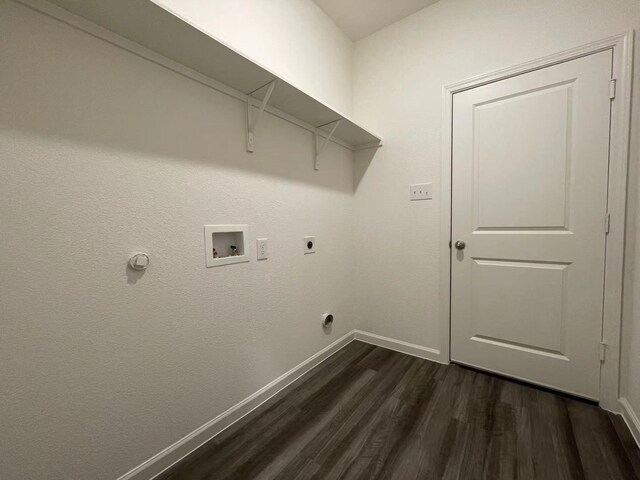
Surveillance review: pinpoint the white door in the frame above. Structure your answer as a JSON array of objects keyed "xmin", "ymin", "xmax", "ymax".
[{"xmin": 450, "ymin": 50, "xmax": 612, "ymax": 400}]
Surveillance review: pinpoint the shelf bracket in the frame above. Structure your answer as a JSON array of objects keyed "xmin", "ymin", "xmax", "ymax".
[
  {"xmin": 247, "ymin": 80, "xmax": 277, "ymax": 152},
  {"xmin": 314, "ymin": 120, "xmax": 341, "ymax": 171}
]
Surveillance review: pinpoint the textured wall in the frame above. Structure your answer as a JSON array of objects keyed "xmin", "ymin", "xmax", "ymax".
[
  {"xmin": 3, "ymin": 1, "xmax": 640, "ymax": 479},
  {"xmin": 0, "ymin": 2, "xmax": 357, "ymax": 479},
  {"xmin": 156, "ymin": 0, "xmax": 354, "ymax": 115},
  {"xmin": 622, "ymin": 97, "xmax": 640, "ymax": 430},
  {"xmin": 352, "ymin": 0, "xmax": 640, "ymax": 413}
]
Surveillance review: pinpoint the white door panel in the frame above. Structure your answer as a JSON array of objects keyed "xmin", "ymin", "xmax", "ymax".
[
  {"xmin": 475, "ymin": 84, "xmax": 571, "ymax": 229},
  {"xmin": 451, "ymin": 50, "xmax": 612, "ymax": 399}
]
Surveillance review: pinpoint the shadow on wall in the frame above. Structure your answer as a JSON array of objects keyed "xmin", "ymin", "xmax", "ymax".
[
  {"xmin": 354, "ymin": 147, "xmax": 378, "ymax": 191},
  {"xmin": 1, "ymin": 0, "xmax": 378, "ymax": 194},
  {"xmin": 125, "ymin": 265, "xmax": 146, "ymax": 285}
]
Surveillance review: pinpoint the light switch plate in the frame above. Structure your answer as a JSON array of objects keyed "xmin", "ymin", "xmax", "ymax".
[
  {"xmin": 257, "ymin": 238, "xmax": 268, "ymax": 260},
  {"xmin": 410, "ymin": 183, "xmax": 432, "ymax": 201}
]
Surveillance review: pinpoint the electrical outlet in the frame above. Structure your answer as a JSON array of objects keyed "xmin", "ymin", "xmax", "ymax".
[
  {"xmin": 256, "ymin": 238, "xmax": 268, "ymax": 260},
  {"xmin": 304, "ymin": 236, "xmax": 316, "ymax": 254},
  {"xmin": 410, "ymin": 183, "xmax": 433, "ymax": 201}
]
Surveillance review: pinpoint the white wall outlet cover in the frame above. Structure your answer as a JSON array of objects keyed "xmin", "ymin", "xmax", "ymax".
[
  {"xmin": 409, "ymin": 183, "xmax": 433, "ymax": 201},
  {"xmin": 256, "ymin": 238, "xmax": 268, "ymax": 260},
  {"xmin": 304, "ymin": 236, "xmax": 316, "ymax": 254}
]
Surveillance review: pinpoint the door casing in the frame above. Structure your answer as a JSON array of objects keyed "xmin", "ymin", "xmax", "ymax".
[{"xmin": 439, "ymin": 32, "xmax": 634, "ymax": 412}]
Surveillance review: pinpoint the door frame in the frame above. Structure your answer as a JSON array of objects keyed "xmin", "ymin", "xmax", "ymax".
[{"xmin": 439, "ymin": 32, "xmax": 634, "ymax": 411}]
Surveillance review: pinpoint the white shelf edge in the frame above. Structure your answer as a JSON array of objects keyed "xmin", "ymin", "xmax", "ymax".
[
  {"xmin": 18, "ymin": 0, "xmax": 382, "ymax": 152},
  {"xmin": 150, "ymin": 0, "xmax": 372, "ymax": 132}
]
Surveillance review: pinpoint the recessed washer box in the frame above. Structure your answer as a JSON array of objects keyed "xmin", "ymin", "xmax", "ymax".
[{"xmin": 204, "ymin": 225, "xmax": 249, "ymax": 267}]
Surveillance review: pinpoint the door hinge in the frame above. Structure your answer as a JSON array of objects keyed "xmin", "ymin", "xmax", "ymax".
[
  {"xmin": 599, "ymin": 342, "xmax": 606, "ymax": 362},
  {"xmin": 605, "ymin": 213, "xmax": 611, "ymax": 234},
  {"xmin": 609, "ymin": 79, "xmax": 617, "ymax": 100}
]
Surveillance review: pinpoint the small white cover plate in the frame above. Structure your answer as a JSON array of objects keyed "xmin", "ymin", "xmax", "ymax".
[{"xmin": 304, "ymin": 236, "xmax": 316, "ymax": 254}]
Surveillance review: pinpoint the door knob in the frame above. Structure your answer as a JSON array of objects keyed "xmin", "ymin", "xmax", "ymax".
[{"xmin": 454, "ymin": 240, "xmax": 466, "ymax": 250}]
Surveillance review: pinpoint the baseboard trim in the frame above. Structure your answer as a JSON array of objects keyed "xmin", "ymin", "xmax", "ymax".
[
  {"xmin": 116, "ymin": 331, "xmax": 356, "ymax": 480},
  {"xmin": 353, "ymin": 330, "xmax": 443, "ymax": 363},
  {"xmin": 619, "ymin": 397, "xmax": 640, "ymax": 448}
]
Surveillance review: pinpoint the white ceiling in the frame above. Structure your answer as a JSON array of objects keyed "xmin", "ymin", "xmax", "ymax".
[{"xmin": 313, "ymin": 0, "xmax": 440, "ymax": 41}]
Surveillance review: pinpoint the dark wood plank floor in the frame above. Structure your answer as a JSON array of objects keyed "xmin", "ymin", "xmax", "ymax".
[{"xmin": 157, "ymin": 341, "xmax": 640, "ymax": 480}]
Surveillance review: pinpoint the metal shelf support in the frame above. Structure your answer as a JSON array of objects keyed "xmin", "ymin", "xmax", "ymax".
[
  {"xmin": 314, "ymin": 119, "xmax": 341, "ymax": 170},
  {"xmin": 247, "ymin": 80, "xmax": 277, "ymax": 152}
]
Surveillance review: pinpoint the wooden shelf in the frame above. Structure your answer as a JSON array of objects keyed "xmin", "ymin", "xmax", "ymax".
[{"xmin": 40, "ymin": 0, "xmax": 383, "ymax": 151}]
